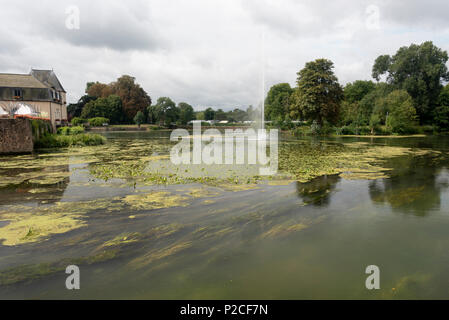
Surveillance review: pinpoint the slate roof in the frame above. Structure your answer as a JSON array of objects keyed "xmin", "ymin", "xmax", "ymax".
[
  {"xmin": 0, "ymin": 74, "xmax": 48, "ymax": 89},
  {"xmin": 0, "ymin": 70, "xmax": 66, "ymax": 92},
  {"xmin": 31, "ymin": 69, "xmax": 66, "ymax": 92}
]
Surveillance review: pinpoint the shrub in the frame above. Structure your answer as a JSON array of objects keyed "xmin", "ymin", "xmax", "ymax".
[
  {"xmin": 57, "ymin": 127, "xmax": 71, "ymax": 135},
  {"xmin": 35, "ymin": 133, "xmax": 106, "ymax": 149},
  {"xmin": 57, "ymin": 126, "xmax": 85, "ymax": 135},
  {"xmin": 71, "ymin": 117, "xmax": 87, "ymax": 126},
  {"xmin": 89, "ymin": 117, "xmax": 110, "ymax": 127}
]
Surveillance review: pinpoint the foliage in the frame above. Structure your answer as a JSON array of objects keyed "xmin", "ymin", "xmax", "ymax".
[
  {"xmin": 67, "ymin": 95, "xmax": 97, "ymax": 120},
  {"xmin": 372, "ymin": 41, "xmax": 449, "ymax": 124},
  {"xmin": 35, "ymin": 134, "xmax": 105, "ymax": 148},
  {"xmin": 30, "ymin": 119, "xmax": 53, "ymax": 141},
  {"xmin": 344, "ymin": 80, "xmax": 376, "ymax": 104},
  {"xmin": 204, "ymin": 108, "xmax": 215, "ymax": 121},
  {"xmin": 178, "ymin": 102, "xmax": 195, "ymax": 124},
  {"xmin": 81, "ymin": 95, "xmax": 124, "ymax": 124},
  {"xmin": 57, "ymin": 126, "xmax": 85, "ymax": 135},
  {"xmin": 290, "ymin": 59, "xmax": 343, "ymax": 125},
  {"xmin": 71, "ymin": 117, "xmax": 87, "ymax": 126},
  {"xmin": 214, "ymin": 108, "xmax": 227, "ymax": 121},
  {"xmin": 149, "ymin": 97, "xmax": 180, "ymax": 126},
  {"xmin": 86, "ymin": 75, "xmax": 151, "ymax": 122},
  {"xmin": 133, "ymin": 111, "xmax": 145, "ymax": 127},
  {"xmin": 265, "ymin": 83, "xmax": 293, "ymax": 121},
  {"xmin": 384, "ymin": 90, "xmax": 418, "ymax": 134},
  {"xmin": 88, "ymin": 117, "xmax": 110, "ymax": 127}
]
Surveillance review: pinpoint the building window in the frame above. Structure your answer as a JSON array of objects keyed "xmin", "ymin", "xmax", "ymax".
[{"xmin": 13, "ymin": 89, "xmax": 22, "ymax": 99}]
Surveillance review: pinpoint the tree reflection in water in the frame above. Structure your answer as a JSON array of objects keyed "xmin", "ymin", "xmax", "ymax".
[
  {"xmin": 296, "ymin": 174, "xmax": 341, "ymax": 207},
  {"xmin": 369, "ymin": 155, "xmax": 449, "ymax": 216}
]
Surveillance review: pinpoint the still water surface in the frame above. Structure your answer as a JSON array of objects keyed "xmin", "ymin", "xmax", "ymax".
[{"xmin": 0, "ymin": 132, "xmax": 449, "ymax": 299}]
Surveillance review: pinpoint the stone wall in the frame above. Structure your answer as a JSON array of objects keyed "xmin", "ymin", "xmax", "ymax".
[{"xmin": 0, "ymin": 118, "xmax": 34, "ymax": 154}]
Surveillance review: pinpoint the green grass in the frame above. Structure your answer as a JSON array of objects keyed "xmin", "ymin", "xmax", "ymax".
[{"xmin": 35, "ymin": 133, "xmax": 106, "ymax": 149}]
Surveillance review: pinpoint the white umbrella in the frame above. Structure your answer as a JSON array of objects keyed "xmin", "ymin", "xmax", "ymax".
[{"xmin": 14, "ymin": 103, "xmax": 38, "ymax": 116}]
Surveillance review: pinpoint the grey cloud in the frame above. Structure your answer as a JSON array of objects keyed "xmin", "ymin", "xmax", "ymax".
[{"xmin": 1, "ymin": 0, "xmax": 164, "ymax": 51}]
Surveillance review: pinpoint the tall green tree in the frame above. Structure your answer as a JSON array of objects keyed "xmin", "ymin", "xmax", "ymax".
[
  {"xmin": 214, "ymin": 108, "xmax": 227, "ymax": 121},
  {"xmin": 81, "ymin": 95, "xmax": 124, "ymax": 124},
  {"xmin": 204, "ymin": 108, "xmax": 215, "ymax": 121},
  {"xmin": 152, "ymin": 97, "xmax": 179, "ymax": 126},
  {"xmin": 384, "ymin": 90, "xmax": 418, "ymax": 134},
  {"xmin": 433, "ymin": 84, "xmax": 449, "ymax": 130},
  {"xmin": 372, "ymin": 41, "xmax": 449, "ymax": 124},
  {"xmin": 86, "ymin": 75, "xmax": 151, "ymax": 122},
  {"xmin": 290, "ymin": 59, "xmax": 343, "ymax": 125},
  {"xmin": 178, "ymin": 102, "xmax": 195, "ymax": 124},
  {"xmin": 265, "ymin": 83, "xmax": 293, "ymax": 121},
  {"xmin": 67, "ymin": 95, "xmax": 97, "ymax": 120},
  {"xmin": 133, "ymin": 111, "xmax": 145, "ymax": 128}
]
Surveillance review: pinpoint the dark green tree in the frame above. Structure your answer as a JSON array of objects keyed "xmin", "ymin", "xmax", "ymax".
[
  {"xmin": 433, "ymin": 84, "xmax": 449, "ymax": 130},
  {"xmin": 214, "ymin": 108, "xmax": 227, "ymax": 121},
  {"xmin": 152, "ymin": 97, "xmax": 179, "ymax": 126},
  {"xmin": 384, "ymin": 90, "xmax": 418, "ymax": 134},
  {"xmin": 178, "ymin": 102, "xmax": 195, "ymax": 125},
  {"xmin": 204, "ymin": 107, "xmax": 215, "ymax": 121},
  {"xmin": 290, "ymin": 59, "xmax": 343, "ymax": 125},
  {"xmin": 372, "ymin": 41, "xmax": 449, "ymax": 124},
  {"xmin": 134, "ymin": 111, "xmax": 145, "ymax": 128},
  {"xmin": 265, "ymin": 83, "xmax": 293, "ymax": 121},
  {"xmin": 67, "ymin": 95, "xmax": 97, "ymax": 120},
  {"xmin": 81, "ymin": 95, "xmax": 124, "ymax": 124}
]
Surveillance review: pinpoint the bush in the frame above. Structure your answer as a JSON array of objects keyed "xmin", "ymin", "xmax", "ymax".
[
  {"xmin": 57, "ymin": 127, "xmax": 71, "ymax": 135},
  {"xmin": 71, "ymin": 117, "xmax": 87, "ymax": 126},
  {"xmin": 57, "ymin": 126, "xmax": 85, "ymax": 135},
  {"xmin": 35, "ymin": 133, "xmax": 106, "ymax": 149},
  {"xmin": 89, "ymin": 117, "xmax": 110, "ymax": 127}
]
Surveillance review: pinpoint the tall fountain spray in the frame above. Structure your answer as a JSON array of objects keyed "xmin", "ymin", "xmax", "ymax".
[{"xmin": 261, "ymin": 30, "xmax": 265, "ymax": 132}]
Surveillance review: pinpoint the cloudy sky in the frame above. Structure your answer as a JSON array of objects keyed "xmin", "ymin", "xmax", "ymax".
[{"xmin": 1, "ymin": 0, "xmax": 449, "ymax": 110}]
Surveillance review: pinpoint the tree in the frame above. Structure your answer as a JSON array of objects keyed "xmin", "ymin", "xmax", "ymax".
[
  {"xmin": 384, "ymin": 90, "xmax": 418, "ymax": 134},
  {"xmin": 111, "ymin": 75, "xmax": 151, "ymax": 122},
  {"xmin": 81, "ymin": 95, "xmax": 124, "ymax": 124},
  {"xmin": 152, "ymin": 97, "xmax": 179, "ymax": 126},
  {"xmin": 86, "ymin": 76, "xmax": 151, "ymax": 122},
  {"xmin": 86, "ymin": 82, "xmax": 112, "ymax": 98},
  {"xmin": 344, "ymin": 80, "xmax": 376, "ymax": 104},
  {"xmin": 67, "ymin": 95, "xmax": 97, "ymax": 120},
  {"xmin": 214, "ymin": 108, "xmax": 227, "ymax": 121},
  {"xmin": 204, "ymin": 108, "xmax": 215, "ymax": 120},
  {"xmin": 342, "ymin": 82, "xmax": 394, "ymax": 127},
  {"xmin": 372, "ymin": 41, "xmax": 449, "ymax": 124},
  {"xmin": 265, "ymin": 83, "xmax": 293, "ymax": 121},
  {"xmin": 178, "ymin": 102, "xmax": 195, "ymax": 124},
  {"xmin": 290, "ymin": 59, "xmax": 343, "ymax": 125},
  {"xmin": 227, "ymin": 108, "xmax": 248, "ymax": 122},
  {"xmin": 134, "ymin": 111, "xmax": 145, "ymax": 128},
  {"xmin": 433, "ymin": 84, "xmax": 449, "ymax": 130},
  {"xmin": 195, "ymin": 111, "xmax": 205, "ymax": 120}
]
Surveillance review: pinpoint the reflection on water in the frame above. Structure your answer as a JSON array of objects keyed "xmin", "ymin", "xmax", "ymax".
[
  {"xmin": 296, "ymin": 175, "xmax": 341, "ymax": 207},
  {"xmin": 0, "ymin": 132, "xmax": 449, "ymax": 299}
]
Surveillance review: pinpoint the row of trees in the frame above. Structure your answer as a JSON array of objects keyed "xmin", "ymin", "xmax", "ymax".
[
  {"xmin": 265, "ymin": 41, "xmax": 449, "ymax": 133},
  {"xmin": 68, "ymin": 75, "xmax": 151, "ymax": 124},
  {"xmin": 147, "ymin": 98, "xmax": 257, "ymax": 126},
  {"xmin": 68, "ymin": 77, "xmax": 257, "ymax": 127}
]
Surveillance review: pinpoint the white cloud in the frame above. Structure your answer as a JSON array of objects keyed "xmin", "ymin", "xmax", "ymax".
[{"xmin": 1, "ymin": 0, "xmax": 449, "ymax": 110}]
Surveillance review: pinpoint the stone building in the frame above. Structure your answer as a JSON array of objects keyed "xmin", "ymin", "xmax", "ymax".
[{"xmin": 0, "ymin": 69, "xmax": 68, "ymax": 129}]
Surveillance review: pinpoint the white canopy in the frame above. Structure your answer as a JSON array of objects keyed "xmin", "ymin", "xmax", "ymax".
[
  {"xmin": 0, "ymin": 106, "xmax": 7, "ymax": 115},
  {"xmin": 14, "ymin": 103, "xmax": 38, "ymax": 116}
]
